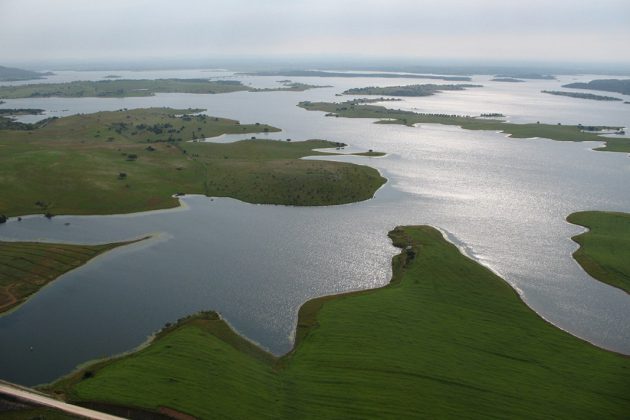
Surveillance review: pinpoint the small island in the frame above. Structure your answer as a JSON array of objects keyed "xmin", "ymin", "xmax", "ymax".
[
  {"xmin": 491, "ymin": 77, "xmax": 525, "ymax": 83},
  {"xmin": 562, "ymin": 79, "xmax": 630, "ymax": 96},
  {"xmin": 495, "ymin": 73, "xmax": 555, "ymax": 80},
  {"xmin": 542, "ymin": 90, "xmax": 622, "ymax": 101},
  {"xmin": 343, "ymin": 84, "xmax": 482, "ymax": 97}
]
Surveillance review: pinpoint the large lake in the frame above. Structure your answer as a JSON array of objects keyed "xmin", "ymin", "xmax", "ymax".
[{"xmin": 1, "ymin": 71, "xmax": 629, "ymax": 385}]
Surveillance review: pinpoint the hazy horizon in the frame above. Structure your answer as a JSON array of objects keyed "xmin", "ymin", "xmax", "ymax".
[{"xmin": 1, "ymin": 0, "xmax": 629, "ymax": 72}]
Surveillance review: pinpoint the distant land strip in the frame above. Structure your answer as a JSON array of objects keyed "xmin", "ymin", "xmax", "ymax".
[
  {"xmin": 0, "ymin": 79, "xmax": 328, "ymax": 99},
  {"xmin": 298, "ymin": 99, "xmax": 630, "ymax": 153},
  {"xmin": 562, "ymin": 79, "xmax": 630, "ymax": 96},
  {"xmin": 240, "ymin": 70, "xmax": 472, "ymax": 81}
]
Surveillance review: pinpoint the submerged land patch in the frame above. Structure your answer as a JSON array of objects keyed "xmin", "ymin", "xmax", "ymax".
[{"xmin": 47, "ymin": 226, "xmax": 630, "ymax": 419}]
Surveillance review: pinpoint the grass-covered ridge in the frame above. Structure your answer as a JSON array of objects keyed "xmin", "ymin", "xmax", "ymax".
[
  {"xmin": 0, "ymin": 78, "xmax": 327, "ymax": 99},
  {"xmin": 343, "ymin": 83, "xmax": 482, "ymax": 97},
  {"xmin": 48, "ymin": 226, "xmax": 630, "ymax": 419},
  {"xmin": 567, "ymin": 211, "xmax": 630, "ymax": 293},
  {"xmin": 0, "ymin": 239, "xmax": 144, "ymax": 314},
  {"xmin": 0, "ymin": 107, "xmax": 384, "ymax": 216},
  {"xmin": 298, "ymin": 99, "xmax": 630, "ymax": 153}
]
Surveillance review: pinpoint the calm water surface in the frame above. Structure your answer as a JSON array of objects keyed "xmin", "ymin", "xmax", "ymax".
[{"xmin": 1, "ymin": 71, "xmax": 629, "ymax": 385}]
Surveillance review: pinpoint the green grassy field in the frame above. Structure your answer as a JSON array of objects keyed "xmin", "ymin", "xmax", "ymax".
[
  {"xmin": 0, "ymin": 239, "xmax": 143, "ymax": 314},
  {"xmin": 0, "ymin": 108, "xmax": 384, "ymax": 216},
  {"xmin": 298, "ymin": 100, "xmax": 630, "ymax": 152},
  {"xmin": 567, "ymin": 211, "xmax": 630, "ymax": 293},
  {"xmin": 0, "ymin": 79, "xmax": 326, "ymax": 99},
  {"xmin": 48, "ymin": 226, "xmax": 630, "ymax": 419}
]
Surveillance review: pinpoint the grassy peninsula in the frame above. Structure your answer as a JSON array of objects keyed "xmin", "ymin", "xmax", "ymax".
[
  {"xmin": 47, "ymin": 226, "xmax": 630, "ymax": 418},
  {"xmin": 542, "ymin": 90, "xmax": 622, "ymax": 101},
  {"xmin": 567, "ymin": 211, "xmax": 630, "ymax": 293},
  {"xmin": 0, "ymin": 107, "xmax": 384, "ymax": 216},
  {"xmin": 0, "ymin": 239, "xmax": 144, "ymax": 314},
  {"xmin": 343, "ymin": 84, "xmax": 482, "ymax": 97},
  {"xmin": 0, "ymin": 78, "xmax": 327, "ymax": 99},
  {"xmin": 563, "ymin": 79, "xmax": 630, "ymax": 96},
  {"xmin": 298, "ymin": 100, "xmax": 630, "ymax": 153}
]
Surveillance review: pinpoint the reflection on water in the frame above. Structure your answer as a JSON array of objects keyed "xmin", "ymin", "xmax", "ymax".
[{"xmin": 0, "ymin": 71, "xmax": 629, "ymax": 386}]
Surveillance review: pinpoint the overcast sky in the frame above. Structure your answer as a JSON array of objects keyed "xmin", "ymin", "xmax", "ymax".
[{"xmin": 1, "ymin": 0, "xmax": 629, "ymax": 66}]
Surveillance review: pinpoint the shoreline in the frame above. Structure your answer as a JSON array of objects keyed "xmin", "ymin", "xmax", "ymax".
[{"xmin": 42, "ymin": 225, "xmax": 630, "ymax": 418}]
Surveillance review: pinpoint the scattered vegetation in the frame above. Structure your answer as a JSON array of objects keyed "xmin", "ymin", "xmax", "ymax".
[
  {"xmin": 562, "ymin": 79, "xmax": 630, "ymax": 96},
  {"xmin": 343, "ymin": 84, "xmax": 482, "ymax": 97},
  {"xmin": 0, "ymin": 238, "xmax": 144, "ymax": 314},
  {"xmin": 0, "ymin": 107, "xmax": 384, "ymax": 216},
  {"xmin": 298, "ymin": 100, "xmax": 630, "ymax": 153},
  {"xmin": 542, "ymin": 90, "xmax": 622, "ymax": 101},
  {"xmin": 48, "ymin": 226, "xmax": 630, "ymax": 419},
  {"xmin": 567, "ymin": 211, "xmax": 630, "ymax": 293}
]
